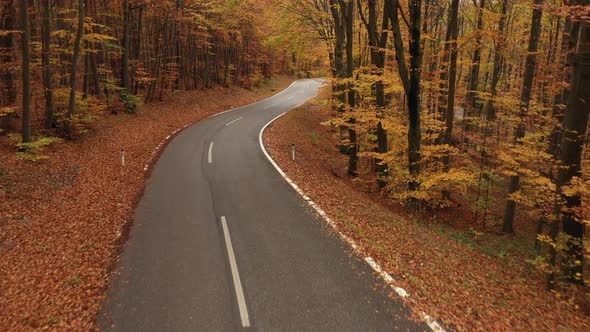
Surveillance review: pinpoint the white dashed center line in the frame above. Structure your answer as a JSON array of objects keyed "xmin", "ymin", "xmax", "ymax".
[
  {"xmin": 225, "ymin": 117, "xmax": 243, "ymax": 126},
  {"xmin": 220, "ymin": 216, "xmax": 250, "ymax": 328},
  {"xmin": 208, "ymin": 142, "xmax": 214, "ymax": 164}
]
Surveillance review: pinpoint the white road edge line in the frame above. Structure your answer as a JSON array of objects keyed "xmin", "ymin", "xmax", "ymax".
[
  {"xmin": 208, "ymin": 142, "xmax": 214, "ymax": 164},
  {"xmin": 220, "ymin": 216, "xmax": 251, "ymax": 328},
  {"xmin": 258, "ymin": 111, "xmax": 446, "ymax": 332},
  {"xmin": 225, "ymin": 117, "xmax": 244, "ymax": 126}
]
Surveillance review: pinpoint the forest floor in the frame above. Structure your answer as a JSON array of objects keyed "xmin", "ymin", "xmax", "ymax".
[
  {"xmin": 263, "ymin": 89, "xmax": 590, "ymax": 332},
  {"xmin": 0, "ymin": 76, "xmax": 293, "ymax": 330}
]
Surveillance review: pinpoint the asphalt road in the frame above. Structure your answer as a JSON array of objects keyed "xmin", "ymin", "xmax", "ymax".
[{"xmin": 98, "ymin": 79, "xmax": 425, "ymax": 331}]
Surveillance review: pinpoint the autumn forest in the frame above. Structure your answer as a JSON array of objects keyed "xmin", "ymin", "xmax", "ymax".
[{"xmin": 0, "ymin": 0, "xmax": 589, "ymax": 330}]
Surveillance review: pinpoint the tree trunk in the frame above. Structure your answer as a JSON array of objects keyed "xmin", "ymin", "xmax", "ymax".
[
  {"xmin": 484, "ymin": 0, "xmax": 509, "ymax": 121},
  {"xmin": 389, "ymin": 0, "xmax": 423, "ymax": 192},
  {"xmin": 556, "ymin": 5, "xmax": 589, "ymax": 284},
  {"xmin": 19, "ymin": 0, "xmax": 31, "ymax": 143},
  {"xmin": 121, "ymin": 0, "xmax": 130, "ymax": 90},
  {"xmin": 330, "ymin": 0, "xmax": 345, "ymax": 109},
  {"xmin": 407, "ymin": 0, "xmax": 423, "ymax": 190},
  {"xmin": 360, "ymin": 0, "xmax": 390, "ymax": 185},
  {"xmin": 66, "ymin": 0, "xmax": 85, "ymax": 124},
  {"xmin": 42, "ymin": 0, "xmax": 54, "ymax": 129},
  {"xmin": 441, "ymin": 0, "xmax": 459, "ymax": 174},
  {"xmin": 502, "ymin": 0, "xmax": 544, "ymax": 233},
  {"xmin": 342, "ymin": 0, "xmax": 357, "ymax": 176},
  {"xmin": 0, "ymin": 0, "xmax": 16, "ymax": 108},
  {"xmin": 465, "ymin": 0, "xmax": 485, "ymax": 120}
]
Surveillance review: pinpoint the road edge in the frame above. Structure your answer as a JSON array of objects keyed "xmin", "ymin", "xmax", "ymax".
[{"xmin": 258, "ymin": 109, "xmax": 446, "ymax": 332}]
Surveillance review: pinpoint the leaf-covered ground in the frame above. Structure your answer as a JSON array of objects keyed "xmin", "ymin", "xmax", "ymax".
[
  {"xmin": 263, "ymin": 97, "xmax": 589, "ymax": 331},
  {"xmin": 0, "ymin": 77, "xmax": 292, "ymax": 330}
]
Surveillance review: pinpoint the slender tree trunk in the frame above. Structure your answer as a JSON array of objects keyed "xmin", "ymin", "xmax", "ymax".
[
  {"xmin": 388, "ymin": 1, "xmax": 409, "ymax": 92},
  {"xmin": 465, "ymin": 0, "xmax": 485, "ymax": 120},
  {"xmin": 174, "ymin": 0, "xmax": 183, "ymax": 90},
  {"xmin": 437, "ymin": 2, "xmax": 452, "ymax": 125},
  {"xmin": 502, "ymin": 0, "xmax": 544, "ymax": 233},
  {"xmin": 42, "ymin": 0, "xmax": 54, "ymax": 129},
  {"xmin": 407, "ymin": 0, "xmax": 423, "ymax": 190},
  {"xmin": 360, "ymin": 0, "xmax": 390, "ymax": 185},
  {"xmin": 0, "ymin": 0, "xmax": 16, "ymax": 108},
  {"xmin": 389, "ymin": 0, "xmax": 422, "ymax": 192},
  {"xmin": 66, "ymin": 0, "xmax": 85, "ymax": 125},
  {"xmin": 342, "ymin": 0, "xmax": 357, "ymax": 176},
  {"xmin": 82, "ymin": 40, "xmax": 90, "ymax": 99},
  {"xmin": 121, "ymin": 0, "xmax": 130, "ymax": 90},
  {"xmin": 485, "ymin": 0, "xmax": 509, "ymax": 121},
  {"xmin": 441, "ymin": 0, "xmax": 459, "ymax": 174},
  {"xmin": 330, "ymin": 0, "xmax": 345, "ymax": 109},
  {"xmin": 19, "ymin": 0, "xmax": 31, "ymax": 143}
]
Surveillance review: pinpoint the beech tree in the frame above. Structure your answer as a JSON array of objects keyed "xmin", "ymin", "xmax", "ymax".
[
  {"xmin": 502, "ymin": 0, "xmax": 544, "ymax": 233},
  {"xmin": 556, "ymin": 0, "xmax": 589, "ymax": 283},
  {"xmin": 388, "ymin": 0, "xmax": 423, "ymax": 191},
  {"xmin": 438, "ymin": 0, "xmax": 460, "ymax": 176},
  {"xmin": 0, "ymin": 0, "xmax": 16, "ymax": 110},
  {"xmin": 19, "ymin": 0, "xmax": 31, "ymax": 143},
  {"xmin": 41, "ymin": 0, "xmax": 54, "ymax": 129}
]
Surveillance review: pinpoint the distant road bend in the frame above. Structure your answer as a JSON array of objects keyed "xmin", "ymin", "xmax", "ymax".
[{"xmin": 99, "ymin": 79, "xmax": 425, "ymax": 331}]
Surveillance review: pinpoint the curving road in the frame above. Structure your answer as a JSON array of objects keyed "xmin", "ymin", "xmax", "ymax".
[{"xmin": 98, "ymin": 79, "xmax": 425, "ymax": 331}]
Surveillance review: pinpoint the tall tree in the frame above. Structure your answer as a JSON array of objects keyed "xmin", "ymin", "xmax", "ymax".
[
  {"xmin": 438, "ymin": 0, "xmax": 460, "ymax": 175},
  {"xmin": 341, "ymin": 0, "xmax": 357, "ymax": 176},
  {"xmin": 389, "ymin": 0, "xmax": 423, "ymax": 191},
  {"xmin": 329, "ymin": 0, "xmax": 346, "ymax": 107},
  {"xmin": 121, "ymin": 0, "xmax": 130, "ymax": 91},
  {"xmin": 358, "ymin": 0, "xmax": 390, "ymax": 185},
  {"xmin": 0, "ymin": 0, "xmax": 16, "ymax": 108},
  {"xmin": 484, "ymin": 0, "xmax": 509, "ymax": 121},
  {"xmin": 465, "ymin": 0, "xmax": 486, "ymax": 119},
  {"xmin": 66, "ymin": 0, "xmax": 85, "ymax": 128},
  {"xmin": 502, "ymin": 0, "xmax": 544, "ymax": 233},
  {"xmin": 407, "ymin": 0, "xmax": 423, "ymax": 191},
  {"xmin": 556, "ymin": 0, "xmax": 589, "ymax": 283},
  {"xmin": 19, "ymin": 0, "xmax": 31, "ymax": 143},
  {"xmin": 42, "ymin": 0, "xmax": 54, "ymax": 129}
]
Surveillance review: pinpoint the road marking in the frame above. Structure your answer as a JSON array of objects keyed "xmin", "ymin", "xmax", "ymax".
[
  {"xmin": 258, "ymin": 101, "xmax": 446, "ymax": 332},
  {"xmin": 220, "ymin": 216, "xmax": 250, "ymax": 328},
  {"xmin": 264, "ymin": 105, "xmax": 273, "ymax": 109},
  {"xmin": 225, "ymin": 117, "xmax": 243, "ymax": 126},
  {"xmin": 210, "ymin": 81, "xmax": 298, "ymax": 117},
  {"xmin": 208, "ymin": 142, "xmax": 214, "ymax": 164},
  {"xmin": 287, "ymin": 95, "xmax": 294, "ymax": 100}
]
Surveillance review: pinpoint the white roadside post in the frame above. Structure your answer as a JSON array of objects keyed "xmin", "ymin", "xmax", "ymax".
[
  {"xmin": 121, "ymin": 149, "xmax": 126, "ymax": 167},
  {"xmin": 291, "ymin": 144, "xmax": 296, "ymax": 161}
]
